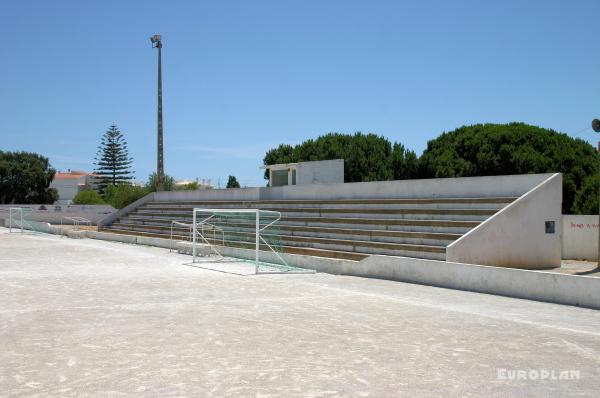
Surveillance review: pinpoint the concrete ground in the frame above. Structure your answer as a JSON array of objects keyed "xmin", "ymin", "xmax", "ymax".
[{"xmin": 1, "ymin": 230, "xmax": 600, "ymax": 397}]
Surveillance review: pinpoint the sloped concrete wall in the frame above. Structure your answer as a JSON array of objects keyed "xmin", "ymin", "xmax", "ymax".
[
  {"xmin": 563, "ymin": 215, "xmax": 598, "ymax": 260},
  {"xmin": 97, "ymin": 192, "xmax": 156, "ymax": 228},
  {"xmin": 446, "ymin": 174, "xmax": 562, "ymax": 269}
]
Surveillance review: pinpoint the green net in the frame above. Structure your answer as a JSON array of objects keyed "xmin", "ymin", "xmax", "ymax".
[{"xmin": 193, "ymin": 209, "xmax": 311, "ymax": 274}]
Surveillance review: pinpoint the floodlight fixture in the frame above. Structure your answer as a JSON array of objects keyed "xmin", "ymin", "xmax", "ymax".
[{"xmin": 150, "ymin": 34, "xmax": 162, "ymax": 48}]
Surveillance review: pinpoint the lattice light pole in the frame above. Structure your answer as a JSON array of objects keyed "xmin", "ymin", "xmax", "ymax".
[{"xmin": 150, "ymin": 34, "xmax": 164, "ymax": 191}]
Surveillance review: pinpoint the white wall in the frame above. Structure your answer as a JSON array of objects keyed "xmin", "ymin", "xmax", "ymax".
[
  {"xmin": 50, "ymin": 175, "xmax": 87, "ymax": 203},
  {"xmin": 261, "ymin": 173, "xmax": 554, "ymax": 201},
  {"xmin": 296, "ymin": 159, "xmax": 344, "ymax": 185},
  {"xmin": 562, "ymin": 215, "xmax": 598, "ymax": 260},
  {"xmin": 149, "ymin": 173, "xmax": 553, "ymax": 202},
  {"xmin": 446, "ymin": 174, "xmax": 562, "ymax": 269}
]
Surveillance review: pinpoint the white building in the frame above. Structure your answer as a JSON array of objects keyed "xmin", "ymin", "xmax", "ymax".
[
  {"xmin": 50, "ymin": 170, "xmax": 100, "ymax": 204},
  {"xmin": 263, "ymin": 159, "xmax": 344, "ymax": 187}
]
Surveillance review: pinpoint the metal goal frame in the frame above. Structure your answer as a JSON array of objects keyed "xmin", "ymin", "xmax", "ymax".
[{"xmin": 191, "ymin": 208, "xmax": 309, "ymax": 274}]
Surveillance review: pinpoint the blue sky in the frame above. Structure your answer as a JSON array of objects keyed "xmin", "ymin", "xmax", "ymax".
[{"xmin": 1, "ymin": 0, "xmax": 599, "ymax": 187}]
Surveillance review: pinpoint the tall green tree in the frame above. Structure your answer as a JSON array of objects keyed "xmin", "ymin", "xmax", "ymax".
[
  {"xmin": 94, "ymin": 124, "xmax": 134, "ymax": 193},
  {"xmin": 226, "ymin": 175, "xmax": 241, "ymax": 188},
  {"xmin": 418, "ymin": 122, "xmax": 599, "ymax": 214},
  {"xmin": 0, "ymin": 151, "xmax": 58, "ymax": 204},
  {"xmin": 263, "ymin": 132, "xmax": 418, "ymax": 183}
]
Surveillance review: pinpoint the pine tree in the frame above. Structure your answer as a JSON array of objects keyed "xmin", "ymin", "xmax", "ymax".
[
  {"xmin": 226, "ymin": 175, "xmax": 241, "ymax": 188},
  {"xmin": 94, "ymin": 124, "xmax": 134, "ymax": 193}
]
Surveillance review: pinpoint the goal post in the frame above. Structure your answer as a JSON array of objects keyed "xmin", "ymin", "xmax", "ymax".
[
  {"xmin": 8, "ymin": 207, "xmax": 50, "ymax": 234},
  {"xmin": 191, "ymin": 208, "xmax": 311, "ymax": 274}
]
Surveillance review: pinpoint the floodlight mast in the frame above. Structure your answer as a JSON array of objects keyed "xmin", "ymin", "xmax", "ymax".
[
  {"xmin": 593, "ymin": 119, "xmax": 600, "ymax": 270},
  {"xmin": 151, "ymin": 34, "xmax": 164, "ymax": 191}
]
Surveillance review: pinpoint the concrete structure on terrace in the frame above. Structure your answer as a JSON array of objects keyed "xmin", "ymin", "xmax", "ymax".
[
  {"xmin": 98, "ymin": 173, "xmax": 562, "ymax": 269},
  {"xmin": 263, "ymin": 159, "xmax": 344, "ymax": 187}
]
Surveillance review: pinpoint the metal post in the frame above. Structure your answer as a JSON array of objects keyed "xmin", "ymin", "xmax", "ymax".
[
  {"xmin": 192, "ymin": 209, "xmax": 196, "ymax": 263},
  {"xmin": 20, "ymin": 209, "xmax": 23, "ymax": 234},
  {"xmin": 157, "ymin": 43, "xmax": 164, "ymax": 191},
  {"xmin": 150, "ymin": 34, "xmax": 164, "ymax": 192},
  {"xmin": 592, "ymin": 120, "xmax": 600, "ymax": 269},
  {"xmin": 255, "ymin": 210, "xmax": 260, "ymax": 274}
]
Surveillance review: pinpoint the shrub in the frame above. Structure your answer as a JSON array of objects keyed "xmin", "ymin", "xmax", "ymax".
[
  {"xmin": 145, "ymin": 172, "xmax": 175, "ymax": 192},
  {"xmin": 72, "ymin": 189, "xmax": 105, "ymax": 205},
  {"xmin": 104, "ymin": 184, "xmax": 149, "ymax": 209}
]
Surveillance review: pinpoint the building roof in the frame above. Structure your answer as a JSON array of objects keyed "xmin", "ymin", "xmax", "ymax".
[{"xmin": 54, "ymin": 171, "xmax": 95, "ymax": 180}]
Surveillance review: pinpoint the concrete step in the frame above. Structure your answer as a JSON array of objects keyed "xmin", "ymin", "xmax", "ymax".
[
  {"xmin": 98, "ymin": 228, "xmax": 369, "ymax": 261},
  {"xmin": 110, "ymin": 222, "xmax": 460, "ymax": 246},
  {"xmin": 119, "ymin": 215, "xmax": 479, "ymax": 234},
  {"xmin": 101, "ymin": 225, "xmax": 446, "ymax": 261},
  {"xmin": 133, "ymin": 208, "xmax": 495, "ymax": 221}
]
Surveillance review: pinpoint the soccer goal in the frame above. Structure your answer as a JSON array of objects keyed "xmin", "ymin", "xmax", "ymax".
[
  {"xmin": 9, "ymin": 207, "xmax": 33, "ymax": 233},
  {"xmin": 8, "ymin": 207, "xmax": 50, "ymax": 234},
  {"xmin": 191, "ymin": 208, "xmax": 313, "ymax": 274}
]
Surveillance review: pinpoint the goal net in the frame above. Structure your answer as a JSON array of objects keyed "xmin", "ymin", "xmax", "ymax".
[
  {"xmin": 191, "ymin": 208, "xmax": 312, "ymax": 274},
  {"xmin": 7, "ymin": 207, "xmax": 49, "ymax": 234}
]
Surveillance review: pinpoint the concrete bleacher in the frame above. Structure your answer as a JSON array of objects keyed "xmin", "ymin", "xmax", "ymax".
[{"xmin": 99, "ymin": 197, "xmax": 516, "ymax": 261}]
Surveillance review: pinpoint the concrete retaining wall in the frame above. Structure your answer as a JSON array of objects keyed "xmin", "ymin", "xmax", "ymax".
[
  {"xmin": 562, "ymin": 215, "xmax": 598, "ymax": 260},
  {"xmin": 177, "ymin": 242, "xmax": 599, "ymax": 310},
  {"xmin": 352, "ymin": 255, "xmax": 600, "ymax": 310},
  {"xmin": 147, "ymin": 173, "xmax": 553, "ymax": 203},
  {"xmin": 260, "ymin": 173, "xmax": 553, "ymax": 201},
  {"xmin": 0, "ymin": 204, "xmax": 115, "ymax": 225},
  {"xmin": 446, "ymin": 174, "xmax": 562, "ymax": 269}
]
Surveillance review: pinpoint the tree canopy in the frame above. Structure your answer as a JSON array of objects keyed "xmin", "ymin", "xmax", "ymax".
[
  {"xmin": 418, "ymin": 123, "xmax": 598, "ymax": 214},
  {"xmin": 263, "ymin": 132, "xmax": 418, "ymax": 183},
  {"xmin": 94, "ymin": 124, "xmax": 134, "ymax": 192},
  {"xmin": 263, "ymin": 124, "xmax": 598, "ymax": 214},
  {"xmin": 0, "ymin": 151, "xmax": 58, "ymax": 204},
  {"xmin": 226, "ymin": 175, "xmax": 241, "ymax": 188}
]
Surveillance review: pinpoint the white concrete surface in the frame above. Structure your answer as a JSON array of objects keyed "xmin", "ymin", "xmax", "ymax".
[
  {"xmin": 447, "ymin": 173, "xmax": 562, "ymax": 268},
  {"xmin": 563, "ymin": 214, "xmax": 598, "ymax": 261},
  {"xmin": 1, "ymin": 230, "xmax": 600, "ymax": 397}
]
